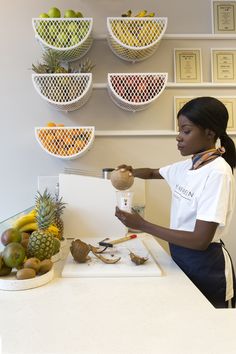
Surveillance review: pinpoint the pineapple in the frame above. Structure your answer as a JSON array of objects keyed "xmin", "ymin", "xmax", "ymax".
[
  {"xmin": 27, "ymin": 190, "xmax": 56, "ymax": 261},
  {"xmin": 54, "ymin": 197, "xmax": 66, "ymax": 240},
  {"xmin": 32, "ymin": 49, "xmax": 68, "ymax": 74}
]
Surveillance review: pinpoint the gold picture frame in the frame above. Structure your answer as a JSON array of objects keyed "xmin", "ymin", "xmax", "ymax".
[
  {"xmin": 174, "ymin": 49, "xmax": 202, "ymax": 83},
  {"xmin": 212, "ymin": 0, "xmax": 236, "ymax": 34},
  {"xmin": 174, "ymin": 96, "xmax": 236, "ymax": 133},
  {"xmin": 211, "ymin": 48, "xmax": 236, "ymax": 82}
]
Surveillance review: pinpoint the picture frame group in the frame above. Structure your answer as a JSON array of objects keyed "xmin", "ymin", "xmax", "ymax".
[{"xmin": 174, "ymin": 48, "xmax": 236, "ymax": 83}]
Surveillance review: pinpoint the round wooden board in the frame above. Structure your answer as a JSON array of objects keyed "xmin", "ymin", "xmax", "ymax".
[{"xmin": 0, "ymin": 267, "xmax": 54, "ymax": 291}]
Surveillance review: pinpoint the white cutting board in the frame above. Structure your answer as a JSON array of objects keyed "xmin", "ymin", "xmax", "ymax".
[
  {"xmin": 62, "ymin": 237, "xmax": 162, "ymax": 277},
  {"xmin": 59, "ymin": 174, "xmax": 127, "ymax": 239}
]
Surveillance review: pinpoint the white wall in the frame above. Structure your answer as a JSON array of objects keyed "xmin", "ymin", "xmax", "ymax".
[{"xmin": 1, "ymin": 0, "xmax": 235, "ymax": 267}]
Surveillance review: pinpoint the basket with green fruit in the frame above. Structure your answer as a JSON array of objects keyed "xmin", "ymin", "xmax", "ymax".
[
  {"xmin": 107, "ymin": 10, "xmax": 167, "ymax": 62},
  {"xmin": 32, "ymin": 7, "xmax": 93, "ymax": 62}
]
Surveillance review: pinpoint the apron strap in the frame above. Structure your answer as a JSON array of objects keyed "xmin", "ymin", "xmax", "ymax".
[{"xmin": 220, "ymin": 240, "xmax": 236, "ymax": 308}]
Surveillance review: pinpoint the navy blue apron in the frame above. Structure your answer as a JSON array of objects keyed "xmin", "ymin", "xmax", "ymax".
[{"xmin": 169, "ymin": 241, "xmax": 236, "ymax": 308}]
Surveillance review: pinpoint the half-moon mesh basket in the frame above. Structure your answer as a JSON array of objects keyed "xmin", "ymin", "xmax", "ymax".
[
  {"xmin": 32, "ymin": 18, "xmax": 93, "ymax": 62},
  {"xmin": 107, "ymin": 17, "xmax": 167, "ymax": 62},
  {"xmin": 107, "ymin": 73, "xmax": 168, "ymax": 111}
]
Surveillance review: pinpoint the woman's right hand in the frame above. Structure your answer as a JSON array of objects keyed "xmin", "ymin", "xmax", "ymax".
[{"xmin": 116, "ymin": 164, "xmax": 134, "ymax": 174}]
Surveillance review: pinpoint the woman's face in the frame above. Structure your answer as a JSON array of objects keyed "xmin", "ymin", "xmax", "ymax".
[{"xmin": 176, "ymin": 115, "xmax": 215, "ymax": 156}]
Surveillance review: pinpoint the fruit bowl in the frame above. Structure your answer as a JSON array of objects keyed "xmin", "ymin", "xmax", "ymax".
[
  {"xmin": 32, "ymin": 73, "xmax": 93, "ymax": 112},
  {"xmin": 107, "ymin": 73, "xmax": 168, "ymax": 111},
  {"xmin": 32, "ymin": 18, "xmax": 93, "ymax": 62},
  {"xmin": 35, "ymin": 126, "xmax": 95, "ymax": 160},
  {"xmin": 0, "ymin": 267, "xmax": 54, "ymax": 291},
  {"xmin": 107, "ymin": 17, "xmax": 168, "ymax": 62}
]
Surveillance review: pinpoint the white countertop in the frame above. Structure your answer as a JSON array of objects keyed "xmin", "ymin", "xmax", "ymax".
[{"xmin": 0, "ymin": 234, "xmax": 235, "ymax": 354}]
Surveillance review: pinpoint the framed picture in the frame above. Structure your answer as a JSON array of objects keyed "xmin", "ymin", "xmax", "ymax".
[
  {"xmin": 212, "ymin": 1, "xmax": 236, "ymax": 34},
  {"xmin": 211, "ymin": 48, "xmax": 236, "ymax": 82},
  {"xmin": 174, "ymin": 49, "xmax": 202, "ymax": 83},
  {"xmin": 174, "ymin": 96, "xmax": 236, "ymax": 133}
]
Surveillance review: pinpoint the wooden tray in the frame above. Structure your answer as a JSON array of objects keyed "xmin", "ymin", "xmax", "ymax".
[{"xmin": 0, "ymin": 268, "xmax": 54, "ymax": 291}]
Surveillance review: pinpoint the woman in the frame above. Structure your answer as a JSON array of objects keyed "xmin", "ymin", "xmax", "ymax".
[{"xmin": 115, "ymin": 96, "xmax": 236, "ymax": 308}]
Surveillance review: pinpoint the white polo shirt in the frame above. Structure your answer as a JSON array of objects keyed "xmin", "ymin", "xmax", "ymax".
[
  {"xmin": 160, "ymin": 157, "xmax": 235, "ymax": 301},
  {"xmin": 159, "ymin": 157, "xmax": 235, "ymax": 243}
]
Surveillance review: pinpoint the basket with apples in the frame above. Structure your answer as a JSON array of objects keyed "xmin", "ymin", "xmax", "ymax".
[{"xmin": 107, "ymin": 72, "xmax": 168, "ymax": 111}]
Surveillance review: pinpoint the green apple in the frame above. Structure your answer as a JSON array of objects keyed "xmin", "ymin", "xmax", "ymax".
[
  {"xmin": 48, "ymin": 24, "xmax": 58, "ymax": 39},
  {"xmin": 70, "ymin": 35, "xmax": 79, "ymax": 46},
  {"xmin": 64, "ymin": 9, "xmax": 77, "ymax": 18},
  {"xmin": 67, "ymin": 22, "xmax": 78, "ymax": 34},
  {"xmin": 56, "ymin": 32, "xmax": 68, "ymax": 47},
  {"xmin": 39, "ymin": 13, "xmax": 49, "ymax": 18},
  {"xmin": 48, "ymin": 7, "xmax": 61, "ymax": 18},
  {"xmin": 79, "ymin": 27, "xmax": 88, "ymax": 38},
  {"xmin": 76, "ymin": 12, "xmax": 84, "ymax": 18}
]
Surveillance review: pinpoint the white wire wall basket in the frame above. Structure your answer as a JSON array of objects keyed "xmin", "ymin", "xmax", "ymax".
[
  {"xmin": 35, "ymin": 126, "xmax": 95, "ymax": 160},
  {"xmin": 107, "ymin": 73, "xmax": 168, "ymax": 112},
  {"xmin": 107, "ymin": 17, "xmax": 168, "ymax": 62},
  {"xmin": 32, "ymin": 73, "xmax": 93, "ymax": 112},
  {"xmin": 32, "ymin": 18, "xmax": 93, "ymax": 62}
]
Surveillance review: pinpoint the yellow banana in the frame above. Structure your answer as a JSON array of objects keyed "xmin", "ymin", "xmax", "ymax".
[
  {"xmin": 135, "ymin": 10, "xmax": 147, "ymax": 17},
  {"xmin": 137, "ymin": 22, "xmax": 160, "ymax": 45},
  {"xmin": 19, "ymin": 223, "xmax": 59, "ymax": 236},
  {"xmin": 48, "ymin": 225, "xmax": 59, "ymax": 236},
  {"xmin": 121, "ymin": 9, "xmax": 132, "ymax": 17},
  {"xmin": 114, "ymin": 21, "xmax": 139, "ymax": 46},
  {"xmin": 13, "ymin": 214, "xmax": 36, "ymax": 230},
  {"xmin": 19, "ymin": 222, "xmax": 38, "ymax": 233},
  {"xmin": 27, "ymin": 209, "xmax": 37, "ymax": 216},
  {"xmin": 145, "ymin": 12, "xmax": 155, "ymax": 17}
]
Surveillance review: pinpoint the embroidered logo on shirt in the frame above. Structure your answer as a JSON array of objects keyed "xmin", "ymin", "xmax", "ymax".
[{"xmin": 175, "ymin": 184, "xmax": 194, "ymax": 200}]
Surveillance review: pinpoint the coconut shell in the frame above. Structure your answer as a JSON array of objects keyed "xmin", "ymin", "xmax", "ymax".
[
  {"xmin": 110, "ymin": 169, "xmax": 134, "ymax": 190},
  {"xmin": 70, "ymin": 239, "xmax": 90, "ymax": 263}
]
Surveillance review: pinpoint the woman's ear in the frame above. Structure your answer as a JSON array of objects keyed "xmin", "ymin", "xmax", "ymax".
[{"xmin": 205, "ymin": 129, "xmax": 216, "ymax": 141}]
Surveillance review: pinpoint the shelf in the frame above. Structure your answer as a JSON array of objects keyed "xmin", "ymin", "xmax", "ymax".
[
  {"xmin": 95, "ymin": 130, "xmax": 176, "ymax": 136},
  {"xmin": 93, "ymin": 82, "xmax": 236, "ymax": 89},
  {"xmin": 95, "ymin": 130, "xmax": 236, "ymax": 137},
  {"xmin": 94, "ymin": 33, "xmax": 236, "ymax": 40}
]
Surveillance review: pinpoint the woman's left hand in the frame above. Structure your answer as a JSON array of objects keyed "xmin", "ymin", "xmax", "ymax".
[{"xmin": 115, "ymin": 206, "xmax": 144, "ymax": 231}]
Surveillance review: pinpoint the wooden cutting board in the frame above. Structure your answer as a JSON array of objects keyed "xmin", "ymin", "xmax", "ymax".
[{"xmin": 61, "ymin": 237, "xmax": 162, "ymax": 278}]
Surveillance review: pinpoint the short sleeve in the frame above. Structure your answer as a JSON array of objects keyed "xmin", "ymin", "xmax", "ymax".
[{"xmin": 197, "ymin": 171, "xmax": 232, "ymax": 226}]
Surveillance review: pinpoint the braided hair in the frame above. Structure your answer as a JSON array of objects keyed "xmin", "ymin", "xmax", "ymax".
[{"xmin": 177, "ymin": 96, "xmax": 236, "ymax": 172}]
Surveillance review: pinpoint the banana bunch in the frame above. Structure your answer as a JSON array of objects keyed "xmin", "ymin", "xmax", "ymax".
[
  {"xmin": 113, "ymin": 21, "xmax": 139, "ymax": 46},
  {"xmin": 12, "ymin": 210, "xmax": 59, "ymax": 236},
  {"xmin": 121, "ymin": 10, "xmax": 155, "ymax": 17}
]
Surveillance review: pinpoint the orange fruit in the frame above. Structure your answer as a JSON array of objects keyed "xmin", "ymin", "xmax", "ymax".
[{"xmin": 46, "ymin": 121, "xmax": 56, "ymax": 127}]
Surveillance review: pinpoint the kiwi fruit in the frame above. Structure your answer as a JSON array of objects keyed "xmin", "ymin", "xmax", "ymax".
[
  {"xmin": 38, "ymin": 259, "xmax": 53, "ymax": 274},
  {"xmin": 24, "ymin": 257, "xmax": 41, "ymax": 273},
  {"xmin": 16, "ymin": 268, "xmax": 36, "ymax": 280}
]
